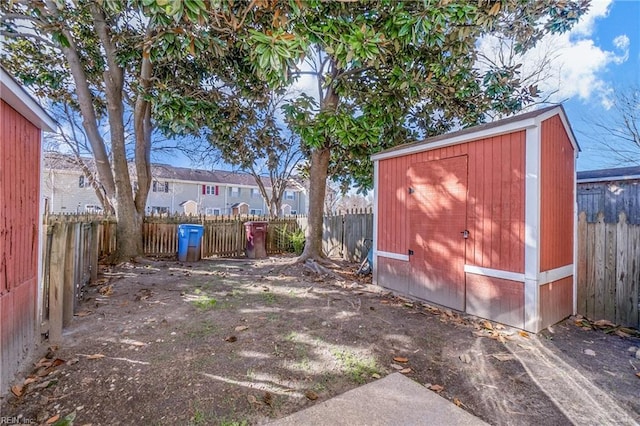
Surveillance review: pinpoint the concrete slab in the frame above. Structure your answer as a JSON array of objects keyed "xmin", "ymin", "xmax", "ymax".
[{"xmin": 269, "ymin": 373, "xmax": 488, "ymax": 426}]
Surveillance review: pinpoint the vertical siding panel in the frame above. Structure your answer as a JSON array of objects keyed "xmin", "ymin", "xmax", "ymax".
[{"xmin": 540, "ymin": 116, "xmax": 575, "ymax": 271}]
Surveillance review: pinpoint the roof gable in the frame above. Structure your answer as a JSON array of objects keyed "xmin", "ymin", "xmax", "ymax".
[
  {"xmin": 1, "ymin": 66, "xmax": 56, "ymax": 131},
  {"xmin": 372, "ymin": 104, "xmax": 578, "ymax": 161}
]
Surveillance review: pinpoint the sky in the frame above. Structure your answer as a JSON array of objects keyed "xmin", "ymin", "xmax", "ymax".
[
  {"xmin": 216, "ymin": 0, "xmax": 640, "ymax": 173},
  {"xmin": 540, "ymin": 0, "xmax": 640, "ymax": 171}
]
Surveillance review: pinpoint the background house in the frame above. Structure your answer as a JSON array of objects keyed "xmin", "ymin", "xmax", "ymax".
[
  {"xmin": 372, "ymin": 105, "xmax": 578, "ymax": 333},
  {"xmin": 1, "ymin": 67, "xmax": 56, "ymax": 394},
  {"xmin": 577, "ymin": 166, "xmax": 640, "ymax": 224},
  {"xmin": 42, "ymin": 154, "xmax": 307, "ymax": 216}
]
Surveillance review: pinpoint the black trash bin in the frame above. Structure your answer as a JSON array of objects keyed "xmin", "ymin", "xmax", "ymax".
[{"xmin": 244, "ymin": 221, "xmax": 268, "ymax": 259}]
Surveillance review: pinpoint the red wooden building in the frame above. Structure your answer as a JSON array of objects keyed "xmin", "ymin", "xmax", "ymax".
[
  {"xmin": 1, "ymin": 67, "xmax": 55, "ymax": 393},
  {"xmin": 372, "ymin": 105, "xmax": 578, "ymax": 332}
]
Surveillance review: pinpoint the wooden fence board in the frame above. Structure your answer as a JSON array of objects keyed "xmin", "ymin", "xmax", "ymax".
[
  {"xmin": 577, "ymin": 212, "xmax": 587, "ymax": 316},
  {"xmin": 604, "ymin": 221, "xmax": 617, "ymax": 320},
  {"xmin": 578, "ymin": 210, "xmax": 640, "ymax": 328}
]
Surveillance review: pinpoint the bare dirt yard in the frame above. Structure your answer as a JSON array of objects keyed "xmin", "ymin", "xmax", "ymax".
[{"xmin": 2, "ymin": 255, "xmax": 640, "ymax": 425}]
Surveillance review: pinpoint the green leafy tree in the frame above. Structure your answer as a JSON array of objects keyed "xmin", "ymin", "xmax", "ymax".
[
  {"xmin": 250, "ymin": 0, "xmax": 589, "ymax": 262},
  {"xmin": 203, "ymin": 91, "xmax": 304, "ymax": 218},
  {"xmin": 0, "ymin": 0, "xmax": 271, "ymax": 261}
]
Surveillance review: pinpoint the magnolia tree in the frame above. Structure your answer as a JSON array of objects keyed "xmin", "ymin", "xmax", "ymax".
[
  {"xmin": 1, "ymin": 0, "xmax": 274, "ymax": 261},
  {"xmin": 2, "ymin": 0, "xmax": 589, "ymax": 263},
  {"xmin": 253, "ymin": 1, "xmax": 589, "ymax": 262}
]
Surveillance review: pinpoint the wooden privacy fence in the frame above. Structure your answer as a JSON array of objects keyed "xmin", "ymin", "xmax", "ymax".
[
  {"xmin": 321, "ymin": 209, "xmax": 374, "ymax": 262},
  {"xmin": 42, "ymin": 215, "xmax": 101, "ymax": 343},
  {"xmin": 577, "ymin": 211, "xmax": 640, "ymax": 328}
]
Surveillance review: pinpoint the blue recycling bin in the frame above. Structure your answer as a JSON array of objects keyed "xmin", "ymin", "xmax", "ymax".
[{"xmin": 177, "ymin": 224, "xmax": 204, "ymax": 262}]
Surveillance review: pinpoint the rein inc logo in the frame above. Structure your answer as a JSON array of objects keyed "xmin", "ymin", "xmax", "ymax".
[{"xmin": 0, "ymin": 416, "xmax": 35, "ymax": 424}]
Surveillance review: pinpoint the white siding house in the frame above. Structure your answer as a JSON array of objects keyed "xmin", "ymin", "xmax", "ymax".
[{"xmin": 42, "ymin": 153, "xmax": 307, "ymax": 216}]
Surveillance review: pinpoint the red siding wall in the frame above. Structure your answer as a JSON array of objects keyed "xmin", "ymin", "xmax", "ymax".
[
  {"xmin": 466, "ymin": 132, "xmax": 525, "ymax": 273},
  {"xmin": 539, "ymin": 276, "xmax": 573, "ymax": 329},
  {"xmin": 0, "ymin": 100, "xmax": 42, "ymax": 391},
  {"xmin": 466, "ymin": 274, "xmax": 524, "ymax": 328},
  {"xmin": 540, "ymin": 115, "xmax": 575, "ymax": 271},
  {"xmin": 377, "ymin": 132, "xmax": 525, "ymax": 273}
]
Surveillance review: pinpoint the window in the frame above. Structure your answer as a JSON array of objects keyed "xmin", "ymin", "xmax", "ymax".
[
  {"xmin": 290, "ymin": 210, "xmax": 297, "ymax": 215},
  {"xmin": 284, "ymin": 190, "xmax": 295, "ymax": 200},
  {"xmin": 250, "ymin": 209, "xmax": 262, "ymax": 215},
  {"xmin": 153, "ymin": 181, "xmax": 169, "ymax": 193},
  {"xmin": 251, "ymin": 188, "xmax": 261, "ymax": 198},
  {"xmin": 230, "ymin": 187, "xmax": 240, "ymax": 197},
  {"xmin": 202, "ymin": 185, "xmax": 219, "ymax": 196},
  {"xmin": 79, "ymin": 175, "xmax": 86, "ymax": 188},
  {"xmin": 151, "ymin": 206, "xmax": 169, "ymax": 215},
  {"xmin": 206, "ymin": 208, "xmax": 221, "ymax": 216},
  {"xmin": 85, "ymin": 204, "xmax": 103, "ymax": 214}
]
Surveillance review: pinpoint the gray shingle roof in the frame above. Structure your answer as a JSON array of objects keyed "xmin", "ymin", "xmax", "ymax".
[
  {"xmin": 43, "ymin": 153, "xmax": 282, "ymax": 188},
  {"xmin": 577, "ymin": 166, "xmax": 640, "ymax": 182}
]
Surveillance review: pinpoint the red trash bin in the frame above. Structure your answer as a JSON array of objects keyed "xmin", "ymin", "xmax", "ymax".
[{"xmin": 244, "ymin": 221, "xmax": 268, "ymax": 259}]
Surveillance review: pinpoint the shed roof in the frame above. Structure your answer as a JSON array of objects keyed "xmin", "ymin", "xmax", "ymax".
[
  {"xmin": 577, "ymin": 166, "xmax": 640, "ymax": 183},
  {"xmin": 1, "ymin": 66, "xmax": 56, "ymax": 131},
  {"xmin": 372, "ymin": 104, "xmax": 579, "ymax": 161}
]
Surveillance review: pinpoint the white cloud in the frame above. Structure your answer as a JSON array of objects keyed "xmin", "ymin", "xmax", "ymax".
[
  {"xmin": 478, "ymin": 0, "xmax": 629, "ymax": 110},
  {"xmin": 570, "ymin": 0, "xmax": 612, "ymax": 36}
]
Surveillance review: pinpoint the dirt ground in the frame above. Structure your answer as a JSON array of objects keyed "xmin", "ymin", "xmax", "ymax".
[{"xmin": 2, "ymin": 255, "xmax": 639, "ymax": 425}]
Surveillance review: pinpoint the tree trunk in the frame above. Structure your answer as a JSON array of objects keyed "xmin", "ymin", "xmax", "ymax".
[
  {"xmin": 92, "ymin": 3, "xmax": 143, "ymax": 261},
  {"xmin": 299, "ymin": 147, "xmax": 331, "ymax": 261}
]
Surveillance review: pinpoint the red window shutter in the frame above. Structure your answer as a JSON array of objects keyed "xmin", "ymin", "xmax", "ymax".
[
  {"xmin": 202, "ymin": 185, "xmax": 206, "ymax": 195},
  {"xmin": 215, "ymin": 186, "xmax": 219, "ymax": 196}
]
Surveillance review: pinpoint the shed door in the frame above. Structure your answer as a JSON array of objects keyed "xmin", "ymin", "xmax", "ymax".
[{"xmin": 408, "ymin": 156, "xmax": 468, "ymax": 311}]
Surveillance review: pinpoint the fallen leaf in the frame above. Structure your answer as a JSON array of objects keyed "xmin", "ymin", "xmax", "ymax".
[
  {"xmin": 472, "ymin": 331, "xmax": 486, "ymax": 338},
  {"xmin": 593, "ymin": 319, "xmax": 615, "ymax": 328},
  {"xmin": 482, "ymin": 320, "xmax": 494, "ymax": 330},
  {"xmin": 492, "ymin": 353, "xmax": 514, "ymax": 362},
  {"xmin": 23, "ymin": 377, "xmax": 38, "ymax": 386},
  {"xmin": 615, "ymin": 330, "xmax": 631, "ymax": 338},
  {"xmin": 305, "ymin": 390, "xmax": 319, "ymax": 400},
  {"xmin": 263, "ymin": 391, "xmax": 273, "ymax": 406},
  {"xmin": 390, "ymin": 363, "xmax": 404, "ymax": 370},
  {"xmin": 235, "ymin": 325, "xmax": 249, "ymax": 332},
  {"xmin": 453, "ymin": 398, "xmax": 462, "ymax": 407},
  {"xmin": 371, "ymin": 373, "xmax": 381, "ymax": 379},
  {"xmin": 636, "ymin": 372, "xmax": 640, "ymax": 378},
  {"xmin": 45, "ymin": 414, "xmax": 60, "ymax": 424},
  {"xmin": 74, "ymin": 310, "xmax": 92, "ymax": 317},
  {"xmin": 225, "ymin": 335, "xmax": 237, "ymax": 343},
  {"xmin": 67, "ymin": 358, "xmax": 80, "ymax": 365},
  {"xmin": 51, "ymin": 358, "xmax": 65, "ymax": 367},
  {"xmin": 400, "ymin": 368, "xmax": 412, "ymax": 374},
  {"xmin": 247, "ymin": 395, "xmax": 258, "ymax": 405},
  {"xmin": 494, "ymin": 324, "xmax": 505, "ymax": 330},
  {"xmin": 11, "ymin": 384, "xmax": 23, "ymax": 397},
  {"xmin": 429, "ymin": 384, "xmax": 444, "ymax": 392},
  {"xmin": 584, "ymin": 349, "xmax": 596, "ymax": 356},
  {"xmin": 380, "ymin": 300, "xmax": 390, "ymax": 304},
  {"xmin": 393, "ymin": 356, "xmax": 409, "ymax": 363},
  {"xmin": 87, "ymin": 354, "xmax": 105, "ymax": 360},
  {"xmin": 98, "ymin": 285, "xmax": 113, "ymax": 296},
  {"xmin": 459, "ymin": 353, "xmax": 471, "ymax": 364},
  {"xmin": 403, "ymin": 302, "xmax": 414, "ymax": 308},
  {"xmin": 518, "ymin": 331, "xmax": 530, "ymax": 338}
]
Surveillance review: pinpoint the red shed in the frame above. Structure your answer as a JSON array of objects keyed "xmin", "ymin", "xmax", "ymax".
[
  {"xmin": 1, "ymin": 67, "xmax": 55, "ymax": 392},
  {"xmin": 372, "ymin": 105, "xmax": 578, "ymax": 333}
]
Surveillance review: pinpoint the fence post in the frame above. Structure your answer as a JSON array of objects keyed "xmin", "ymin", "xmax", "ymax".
[
  {"xmin": 63, "ymin": 222, "xmax": 76, "ymax": 327},
  {"xmin": 577, "ymin": 212, "xmax": 587, "ymax": 316},
  {"xmin": 48, "ymin": 221, "xmax": 66, "ymax": 344},
  {"xmin": 90, "ymin": 221, "xmax": 99, "ymax": 283}
]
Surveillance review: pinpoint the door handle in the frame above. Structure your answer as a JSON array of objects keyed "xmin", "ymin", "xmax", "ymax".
[
  {"xmin": 461, "ymin": 230, "xmax": 469, "ymax": 239},
  {"xmin": 408, "ymin": 249, "xmax": 414, "ymax": 256}
]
